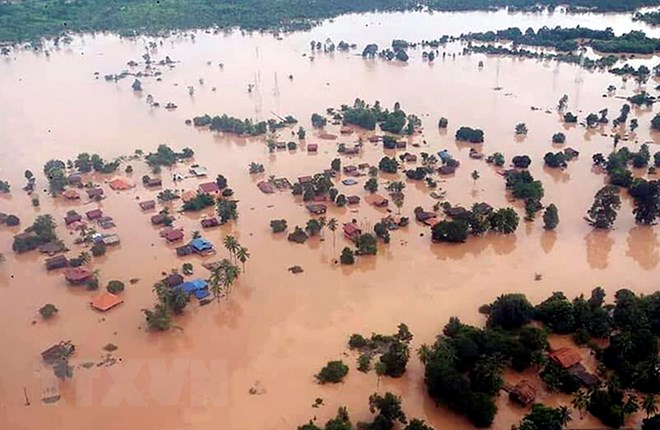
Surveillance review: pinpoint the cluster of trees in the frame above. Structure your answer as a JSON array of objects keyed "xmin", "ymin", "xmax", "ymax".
[
  {"xmin": 0, "ymin": 179, "xmax": 10, "ymax": 193},
  {"xmin": 143, "ymin": 281, "xmax": 189, "ymax": 331},
  {"xmin": 504, "ymin": 170, "xmax": 544, "ymax": 219},
  {"xmin": 467, "ymin": 44, "xmax": 618, "ymax": 71},
  {"xmin": 463, "ymin": 26, "xmax": 660, "ymax": 54},
  {"xmin": 292, "ymin": 173, "xmax": 335, "ymax": 202},
  {"xmin": 348, "ymin": 324, "xmax": 413, "ymax": 377},
  {"xmin": 481, "ymin": 288, "xmax": 660, "ymax": 428},
  {"xmin": 145, "ymin": 144, "xmax": 194, "ymax": 168},
  {"xmin": 193, "ymin": 114, "xmax": 267, "ymax": 136},
  {"xmin": 455, "ymin": 126, "xmax": 484, "ymax": 143},
  {"xmin": 340, "ymin": 99, "xmax": 419, "ymax": 134},
  {"xmin": 74, "ymin": 152, "xmax": 119, "ymax": 174},
  {"xmin": 512, "ymin": 404, "xmax": 571, "ymax": 430},
  {"xmin": 431, "ymin": 204, "xmax": 519, "ymax": 243},
  {"xmin": 298, "ymin": 392, "xmax": 433, "ymax": 430},
  {"xmin": 183, "ymin": 193, "xmax": 215, "ymax": 211},
  {"xmin": 421, "ymin": 297, "xmax": 550, "ymax": 428},
  {"xmin": 217, "ymin": 198, "xmax": 238, "ymax": 224},
  {"xmin": 43, "ymin": 159, "xmax": 68, "ymax": 195},
  {"xmin": 12, "ymin": 214, "xmax": 58, "ymax": 253},
  {"xmin": 1, "ymin": 0, "xmax": 657, "ymax": 43}
]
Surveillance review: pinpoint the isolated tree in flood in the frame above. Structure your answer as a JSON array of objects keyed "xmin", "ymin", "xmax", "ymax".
[
  {"xmin": 629, "ymin": 179, "xmax": 660, "ymax": 225},
  {"xmin": 586, "ymin": 185, "xmax": 621, "ymax": 229},
  {"xmin": 515, "ymin": 123, "xmax": 528, "ymax": 135},
  {"xmin": 543, "ymin": 204, "xmax": 559, "ymax": 230}
]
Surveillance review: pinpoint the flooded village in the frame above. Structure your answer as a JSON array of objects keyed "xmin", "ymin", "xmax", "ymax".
[{"xmin": 4, "ymin": 4, "xmax": 660, "ymax": 430}]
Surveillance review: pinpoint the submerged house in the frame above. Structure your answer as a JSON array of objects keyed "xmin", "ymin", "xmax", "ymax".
[
  {"xmin": 139, "ymin": 200, "xmax": 156, "ymax": 211},
  {"xmin": 86, "ymin": 187, "xmax": 104, "ymax": 199},
  {"xmin": 567, "ymin": 363, "xmax": 599, "ymax": 388},
  {"xmin": 306, "ymin": 203, "xmax": 327, "ymax": 215},
  {"xmin": 201, "ymin": 218, "xmax": 220, "ymax": 229},
  {"xmin": 198, "ymin": 182, "xmax": 220, "ymax": 195},
  {"xmin": 366, "ymin": 194, "xmax": 389, "ymax": 208},
  {"xmin": 343, "ymin": 223, "xmax": 362, "ymax": 241},
  {"xmin": 549, "ymin": 347, "xmax": 582, "ymax": 369},
  {"xmin": 257, "ymin": 181, "xmax": 275, "ymax": 194},
  {"xmin": 165, "ymin": 273, "xmax": 185, "ymax": 288},
  {"xmin": 190, "ymin": 166, "xmax": 208, "ymax": 177},
  {"xmin": 509, "ymin": 380, "xmax": 536, "ymax": 406},
  {"xmin": 163, "ymin": 229, "xmax": 184, "ymax": 243},
  {"xmin": 64, "ymin": 212, "xmax": 82, "ymax": 225},
  {"xmin": 176, "ymin": 279, "xmax": 210, "ymax": 300},
  {"xmin": 191, "ymin": 238, "xmax": 214, "ymax": 255},
  {"xmin": 90, "ymin": 292, "xmax": 124, "ymax": 312},
  {"xmin": 176, "ymin": 245, "xmax": 194, "ymax": 257},
  {"xmin": 86, "ymin": 209, "xmax": 103, "ymax": 220},
  {"xmin": 64, "ymin": 267, "xmax": 93, "ymax": 285},
  {"xmin": 45, "ymin": 255, "xmax": 69, "ymax": 271}
]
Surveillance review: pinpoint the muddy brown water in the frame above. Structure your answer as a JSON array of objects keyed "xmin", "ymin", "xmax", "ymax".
[{"xmin": 1, "ymin": 8, "xmax": 660, "ymax": 430}]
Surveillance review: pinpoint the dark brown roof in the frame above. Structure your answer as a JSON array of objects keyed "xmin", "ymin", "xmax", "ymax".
[
  {"xmin": 509, "ymin": 380, "xmax": 536, "ymax": 406},
  {"xmin": 151, "ymin": 214, "xmax": 166, "ymax": 225},
  {"xmin": 86, "ymin": 209, "xmax": 103, "ymax": 220},
  {"xmin": 164, "ymin": 229, "xmax": 184, "ymax": 242},
  {"xmin": 549, "ymin": 347, "xmax": 582, "ymax": 369},
  {"xmin": 139, "ymin": 200, "xmax": 156, "ymax": 210},
  {"xmin": 45, "ymin": 255, "xmax": 69, "ymax": 271},
  {"xmin": 86, "ymin": 187, "xmax": 104, "ymax": 197},
  {"xmin": 305, "ymin": 204, "xmax": 327, "ymax": 214},
  {"xmin": 64, "ymin": 267, "xmax": 93, "ymax": 283},
  {"xmin": 201, "ymin": 218, "xmax": 219, "ymax": 228},
  {"xmin": 165, "ymin": 273, "xmax": 184, "ymax": 287},
  {"xmin": 567, "ymin": 363, "xmax": 599, "ymax": 387},
  {"xmin": 347, "ymin": 195, "xmax": 360, "ymax": 205},
  {"xmin": 64, "ymin": 213, "xmax": 82, "ymax": 225}
]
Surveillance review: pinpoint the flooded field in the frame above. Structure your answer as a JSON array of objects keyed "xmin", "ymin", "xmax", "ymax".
[{"xmin": 1, "ymin": 8, "xmax": 660, "ymax": 430}]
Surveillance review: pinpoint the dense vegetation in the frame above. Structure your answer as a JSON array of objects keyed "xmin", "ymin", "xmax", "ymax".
[
  {"xmin": 463, "ymin": 26, "xmax": 660, "ymax": 54},
  {"xmin": 340, "ymin": 99, "xmax": 419, "ymax": 135},
  {"xmin": 2, "ymin": 1, "xmax": 657, "ymax": 43}
]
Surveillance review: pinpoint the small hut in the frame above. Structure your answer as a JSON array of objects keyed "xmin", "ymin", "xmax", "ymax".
[
  {"xmin": 549, "ymin": 347, "xmax": 582, "ymax": 369},
  {"xmin": 509, "ymin": 380, "xmax": 536, "ymax": 406},
  {"xmin": 139, "ymin": 200, "xmax": 156, "ymax": 211}
]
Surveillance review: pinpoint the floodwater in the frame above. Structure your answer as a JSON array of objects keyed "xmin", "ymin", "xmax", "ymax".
[{"xmin": 1, "ymin": 8, "xmax": 660, "ymax": 430}]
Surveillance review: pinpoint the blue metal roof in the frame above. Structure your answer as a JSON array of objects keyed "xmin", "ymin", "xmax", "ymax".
[{"xmin": 190, "ymin": 237, "xmax": 213, "ymax": 251}]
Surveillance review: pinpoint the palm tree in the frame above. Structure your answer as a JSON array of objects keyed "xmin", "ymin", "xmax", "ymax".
[
  {"xmin": 386, "ymin": 180, "xmax": 406, "ymax": 194},
  {"xmin": 643, "ymin": 394, "xmax": 658, "ymax": 418},
  {"xmin": 78, "ymin": 251, "xmax": 91, "ymax": 265},
  {"xmin": 219, "ymin": 259, "xmax": 241, "ymax": 299},
  {"xmin": 318, "ymin": 216, "xmax": 327, "ymax": 239},
  {"xmin": 471, "ymin": 170, "xmax": 480, "ymax": 186},
  {"xmin": 557, "ymin": 405, "xmax": 572, "ymax": 427},
  {"xmin": 624, "ymin": 394, "xmax": 640, "ymax": 418},
  {"xmin": 393, "ymin": 193, "xmax": 404, "ymax": 215},
  {"xmin": 208, "ymin": 268, "xmax": 223, "ymax": 302},
  {"xmin": 236, "ymin": 247, "xmax": 250, "ymax": 272},
  {"xmin": 572, "ymin": 390, "xmax": 589, "ymax": 419},
  {"xmin": 223, "ymin": 235, "xmax": 240, "ymax": 262},
  {"xmin": 327, "ymin": 218, "xmax": 338, "ymax": 250}
]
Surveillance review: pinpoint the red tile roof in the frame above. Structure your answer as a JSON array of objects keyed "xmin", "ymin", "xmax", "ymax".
[{"xmin": 164, "ymin": 229, "xmax": 184, "ymax": 242}]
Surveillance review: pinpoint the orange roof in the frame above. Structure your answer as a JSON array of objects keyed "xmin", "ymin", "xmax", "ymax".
[
  {"xmin": 549, "ymin": 347, "xmax": 581, "ymax": 368},
  {"xmin": 90, "ymin": 292, "xmax": 124, "ymax": 312},
  {"xmin": 108, "ymin": 178, "xmax": 134, "ymax": 191},
  {"xmin": 182, "ymin": 190, "xmax": 197, "ymax": 203}
]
